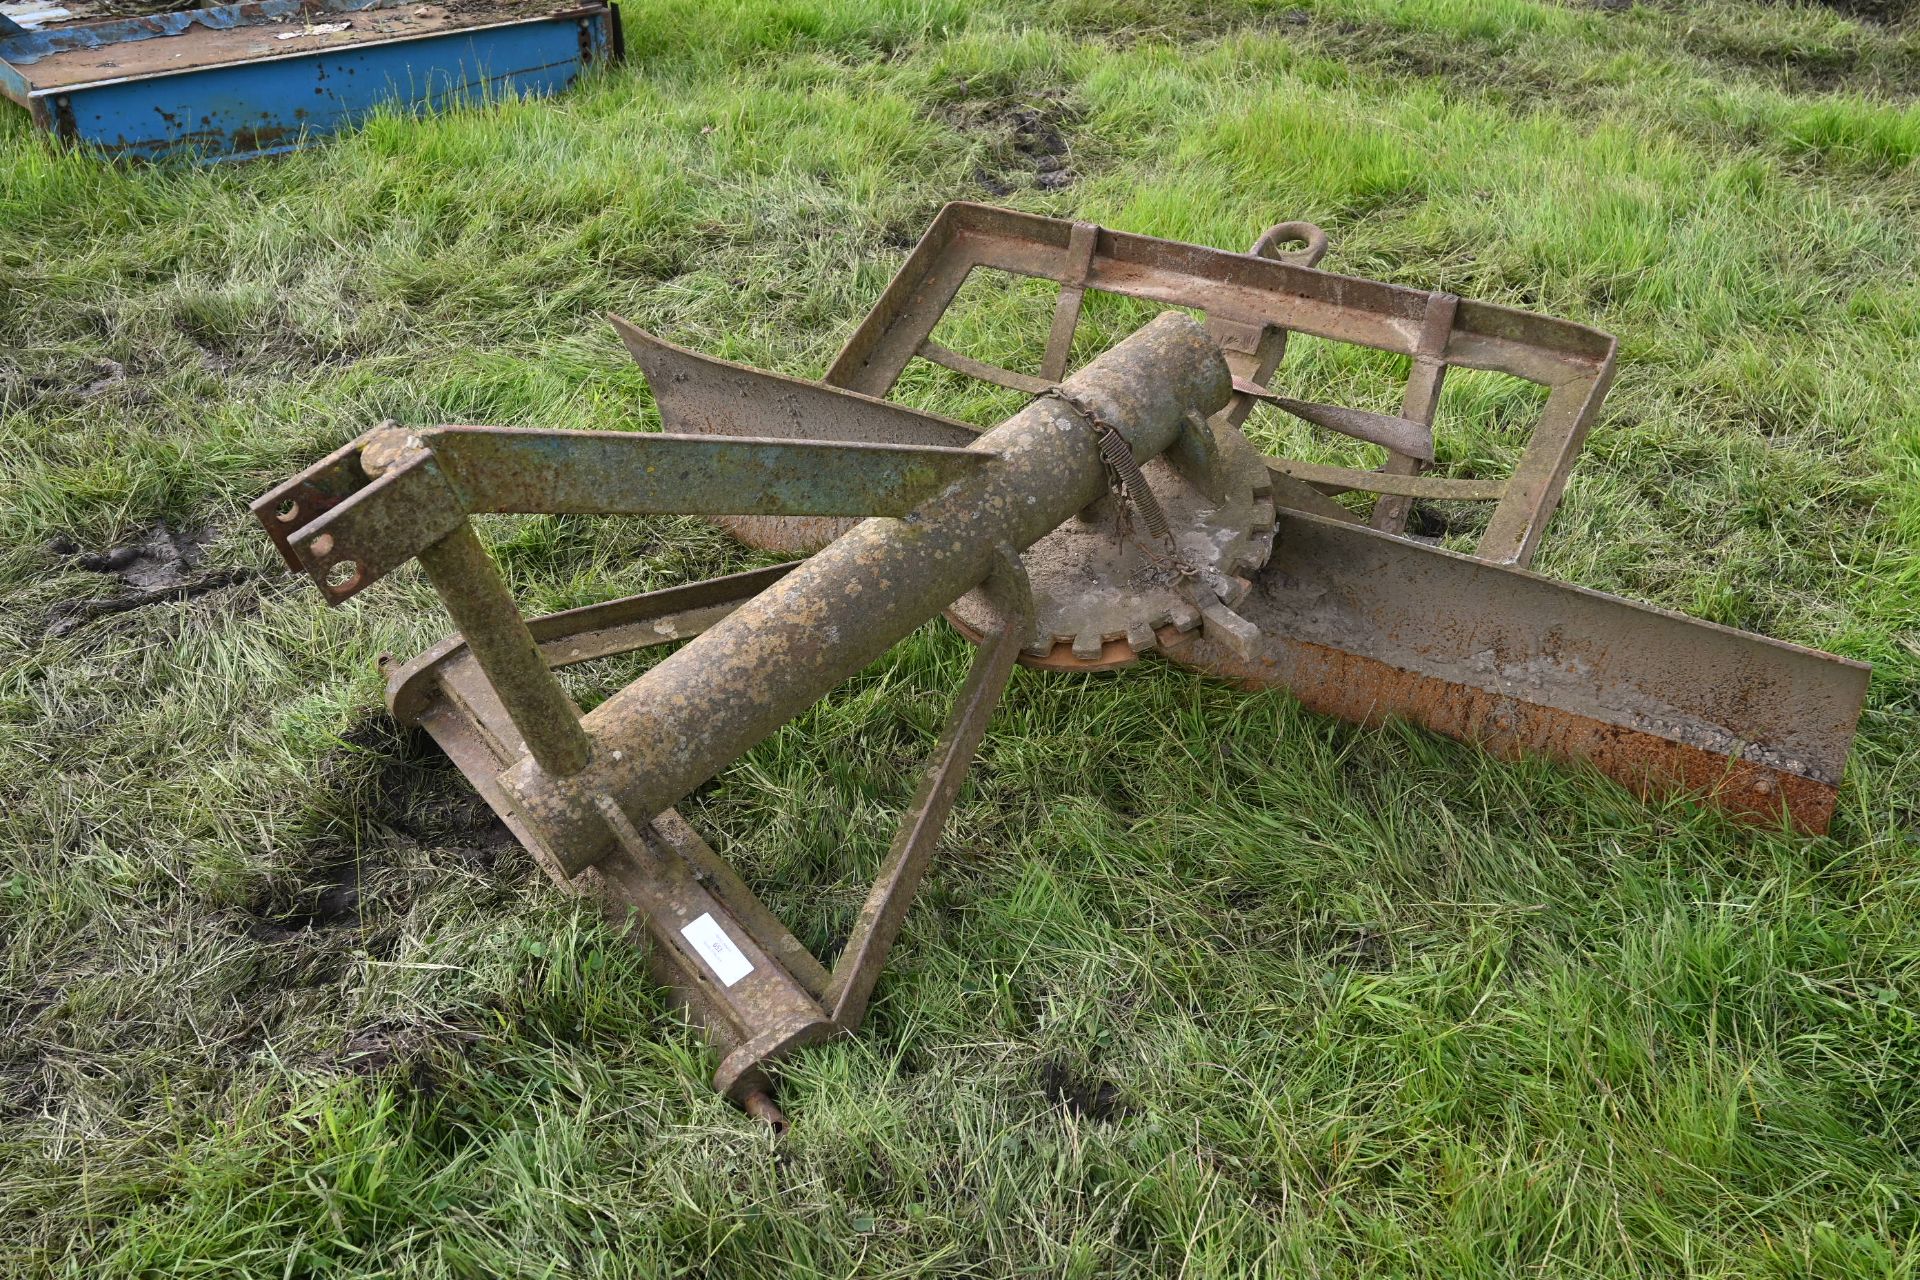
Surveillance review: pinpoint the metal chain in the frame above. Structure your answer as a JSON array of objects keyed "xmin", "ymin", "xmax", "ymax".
[{"xmin": 1040, "ymin": 385, "xmax": 1194, "ymax": 576}]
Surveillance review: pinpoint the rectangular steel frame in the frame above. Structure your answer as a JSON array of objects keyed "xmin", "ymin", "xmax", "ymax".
[{"xmin": 824, "ymin": 201, "xmax": 1618, "ymax": 569}]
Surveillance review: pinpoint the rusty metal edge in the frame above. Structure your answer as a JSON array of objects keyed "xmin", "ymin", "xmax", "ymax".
[
  {"xmin": 826, "ymin": 201, "xmax": 1616, "ymax": 394},
  {"xmin": 1164, "ymin": 510, "xmax": 1870, "ymax": 835},
  {"xmin": 1169, "ymin": 630, "xmax": 1846, "ymax": 833}
]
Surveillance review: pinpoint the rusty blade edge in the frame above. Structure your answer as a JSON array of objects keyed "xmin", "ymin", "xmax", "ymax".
[
  {"xmin": 1164, "ymin": 632, "xmax": 1842, "ymax": 835},
  {"xmin": 607, "ymin": 314, "xmax": 982, "ymax": 446}
]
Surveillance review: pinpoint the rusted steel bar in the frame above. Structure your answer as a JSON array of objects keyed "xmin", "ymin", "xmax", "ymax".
[
  {"xmin": 1040, "ymin": 219, "xmax": 1100, "ymax": 382},
  {"xmin": 612, "ymin": 319, "xmax": 980, "ymax": 449},
  {"xmin": 611, "ymin": 318, "xmax": 982, "ymax": 554},
  {"xmin": 414, "ymin": 426, "xmax": 988, "ymax": 517},
  {"xmin": 1370, "ymin": 291, "xmax": 1458, "ymax": 534},
  {"xmin": 1271, "ymin": 459, "xmax": 1507, "ymax": 502},
  {"xmin": 826, "ymin": 557, "xmax": 1031, "ymax": 1029},
  {"xmin": 917, "ymin": 339, "xmax": 1054, "ymax": 395},
  {"xmin": 1474, "ymin": 370, "xmax": 1618, "ymax": 566},
  {"xmin": 386, "ymin": 563, "xmax": 798, "ymax": 725},
  {"xmin": 593, "ymin": 797, "xmax": 835, "ymax": 1100},
  {"xmin": 1232, "ymin": 382, "xmax": 1435, "ymax": 460},
  {"xmin": 279, "ymin": 424, "xmax": 986, "ymax": 603},
  {"xmin": 828, "ymin": 204, "xmax": 1613, "ymax": 395},
  {"xmin": 499, "ymin": 312, "xmax": 1233, "ymax": 875},
  {"xmin": 414, "ymin": 522, "xmax": 591, "ymax": 778}
]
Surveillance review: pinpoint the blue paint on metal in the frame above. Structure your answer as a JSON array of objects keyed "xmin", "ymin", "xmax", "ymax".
[
  {"xmin": 0, "ymin": 54, "xmax": 27, "ymax": 102},
  {"xmin": 0, "ymin": 0, "xmax": 385, "ymax": 63},
  {"xmin": 1, "ymin": 0, "xmax": 616, "ymax": 161}
]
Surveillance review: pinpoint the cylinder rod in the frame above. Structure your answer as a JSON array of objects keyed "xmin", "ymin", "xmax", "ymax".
[{"xmin": 504, "ymin": 312, "xmax": 1231, "ymax": 872}]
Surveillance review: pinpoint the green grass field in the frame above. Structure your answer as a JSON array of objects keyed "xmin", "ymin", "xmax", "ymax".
[{"xmin": 4, "ymin": 0, "xmax": 1920, "ymax": 1273}]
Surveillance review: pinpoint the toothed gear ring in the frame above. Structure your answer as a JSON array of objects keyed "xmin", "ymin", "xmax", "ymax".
[{"xmin": 946, "ymin": 409, "xmax": 1277, "ymax": 671}]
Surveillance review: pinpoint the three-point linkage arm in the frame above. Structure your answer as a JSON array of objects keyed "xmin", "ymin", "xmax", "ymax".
[{"xmin": 256, "ymin": 422, "xmax": 991, "ymax": 605}]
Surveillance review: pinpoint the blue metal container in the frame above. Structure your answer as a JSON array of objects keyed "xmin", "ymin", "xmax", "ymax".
[{"xmin": 0, "ymin": 0, "xmax": 620, "ymax": 161}]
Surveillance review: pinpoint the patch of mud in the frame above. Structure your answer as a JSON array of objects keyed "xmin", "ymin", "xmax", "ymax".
[
  {"xmin": 172, "ymin": 298, "xmax": 369, "ymax": 373},
  {"xmin": 0, "ymin": 982, "xmax": 57, "ymax": 1122},
  {"xmin": 0, "ymin": 1060, "xmax": 49, "ymax": 1125},
  {"xmin": 1679, "ymin": 23, "xmax": 1916, "ymax": 95},
  {"xmin": 235, "ymin": 857, "xmax": 388, "ymax": 1020},
  {"xmin": 1359, "ymin": 6, "xmax": 1914, "ymax": 100},
  {"xmin": 330, "ymin": 716, "xmax": 517, "ymax": 856},
  {"xmin": 879, "ymin": 213, "xmax": 935, "ymax": 251},
  {"xmin": 332, "ymin": 1015, "xmax": 484, "ymax": 1101},
  {"xmin": 247, "ymin": 858, "xmax": 362, "ymax": 939},
  {"xmin": 1314, "ymin": 21, "xmax": 1571, "ymax": 104},
  {"xmin": 74, "ymin": 358, "xmax": 129, "ymax": 397},
  {"xmin": 1322, "ymin": 922, "xmax": 1393, "ymax": 971},
  {"xmin": 1404, "ymin": 499, "xmax": 1488, "ymax": 543},
  {"xmin": 6, "ymin": 354, "xmax": 149, "ymax": 413},
  {"xmin": 68, "ymin": 522, "xmax": 215, "ymax": 590},
  {"xmin": 1806, "ymin": 0, "xmax": 1915, "ymax": 23},
  {"xmin": 1085, "ymin": 5, "xmax": 1916, "ymax": 110},
  {"xmin": 228, "ymin": 722, "xmax": 522, "ymax": 1060},
  {"xmin": 938, "ymin": 84, "xmax": 1081, "ymax": 195},
  {"xmin": 243, "ymin": 717, "xmax": 515, "ymax": 951},
  {"xmin": 1039, "ymin": 1057, "xmax": 1130, "ymax": 1123},
  {"xmin": 46, "ymin": 522, "xmax": 248, "ymax": 637},
  {"xmin": 1065, "ymin": 3, "xmax": 1307, "ymax": 47},
  {"xmin": 12, "ymin": 716, "xmax": 525, "ymax": 1124}
]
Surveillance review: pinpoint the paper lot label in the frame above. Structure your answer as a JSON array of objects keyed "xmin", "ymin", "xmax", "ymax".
[{"xmin": 680, "ymin": 912, "xmax": 755, "ymax": 987}]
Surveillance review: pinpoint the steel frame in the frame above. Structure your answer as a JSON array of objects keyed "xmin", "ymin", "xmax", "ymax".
[{"xmin": 824, "ymin": 201, "xmax": 1616, "ymax": 569}]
